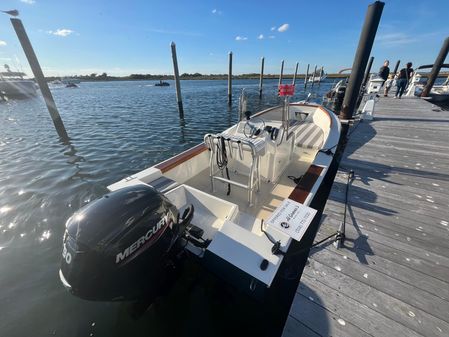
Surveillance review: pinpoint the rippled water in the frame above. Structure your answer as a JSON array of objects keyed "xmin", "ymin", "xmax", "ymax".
[{"xmin": 0, "ymin": 79, "xmax": 335, "ymax": 336}]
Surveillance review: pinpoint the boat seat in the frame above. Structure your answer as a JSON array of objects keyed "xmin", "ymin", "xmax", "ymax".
[{"xmin": 294, "ymin": 122, "xmax": 324, "ymax": 150}]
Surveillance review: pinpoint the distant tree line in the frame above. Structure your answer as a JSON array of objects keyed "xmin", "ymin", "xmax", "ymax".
[
  {"xmin": 45, "ymin": 70, "xmax": 448, "ymax": 82},
  {"xmin": 45, "ymin": 72, "xmax": 320, "ymax": 82}
]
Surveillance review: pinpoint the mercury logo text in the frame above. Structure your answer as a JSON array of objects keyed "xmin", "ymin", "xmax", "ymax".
[{"xmin": 115, "ymin": 217, "xmax": 166, "ymax": 264}]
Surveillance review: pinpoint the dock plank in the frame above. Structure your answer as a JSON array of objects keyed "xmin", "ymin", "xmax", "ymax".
[
  {"xmin": 299, "ymin": 275, "xmax": 424, "ymax": 337},
  {"xmin": 283, "ymin": 98, "xmax": 449, "ymax": 337},
  {"xmin": 315, "ymin": 220, "xmax": 449, "ymax": 283},
  {"xmin": 304, "ymin": 260, "xmax": 449, "ymax": 337}
]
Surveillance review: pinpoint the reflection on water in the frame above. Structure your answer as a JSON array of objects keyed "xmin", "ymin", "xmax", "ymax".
[{"xmin": 0, "ymin": 79, "xmax": 333, "ymax": 336}]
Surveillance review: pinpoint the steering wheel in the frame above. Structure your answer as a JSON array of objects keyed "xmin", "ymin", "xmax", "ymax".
[{"xmin": 243, "ymin": 118, "xmax": 266, "ymax": 138}]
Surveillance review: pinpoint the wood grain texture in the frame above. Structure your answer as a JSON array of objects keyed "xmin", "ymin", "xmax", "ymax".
[
  {"xmin": 283, "ymin": 97, "xmax": 449, "ymax": 337},
  {"xmin": 154, "ymin": 143, "xmax": 207, "ymax": 173}
]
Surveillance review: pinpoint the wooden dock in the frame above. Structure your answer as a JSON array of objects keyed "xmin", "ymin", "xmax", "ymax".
[{"xmin": 283, "ymin": 97, "xmax": 449, "ymax": 337}]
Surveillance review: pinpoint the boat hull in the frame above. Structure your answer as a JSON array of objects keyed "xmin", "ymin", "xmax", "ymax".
[{"xmin": 0, "ymin": 80, "xmax": 37, "ymax": 98}]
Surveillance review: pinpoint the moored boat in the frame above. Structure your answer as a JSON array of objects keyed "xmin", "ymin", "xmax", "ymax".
[
  {"xmin": 61, "ymin": 77, "xmax": 81, "ymax": 85},
  {"xmin": 155, "ymin": 80, "xmax": 170, "ymax": 86},
  {"xmin": 59, "ymin": 92, "xmax": 341, "ymax": 304},
  {"xmin": 405, "ymin": 64, "xmax": 449, "ymax": 102},
  {"xmin": 0, "ymin": 64, "xmax": 37, "ymax": 99},
  {"xmin": 307, "ymin": 68, "xmax": 327, "ymax": 83}
]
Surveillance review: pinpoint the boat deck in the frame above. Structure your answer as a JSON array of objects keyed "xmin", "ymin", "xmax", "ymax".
[
  {"xmin": 283, "ymin": 97, "xmax": 449, "ymax": 337},
  {"xmin": 184, "ymin": 152, "xmax": 315, "ymax": 221}
]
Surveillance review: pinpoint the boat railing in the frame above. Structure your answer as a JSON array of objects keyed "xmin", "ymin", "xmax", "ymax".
[{"xmin": 204, "ymin": 133, "xmax": 265, "ymax": 205}]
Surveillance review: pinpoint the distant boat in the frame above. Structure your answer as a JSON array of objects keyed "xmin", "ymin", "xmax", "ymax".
[
  {"xmin": 405, "ymin": 64, "xmax": 449, "ymax": 102},
  {"xmin": 155, "ymin": 80, "xmax": 170, "ymax": 87},
  {"xmin": 49, "ymin": 79, "xmax": 64, "ymax": 86},
  {"xmin": 65, "ymin": 82, "xmax": 78, "ymax": 88},
  {"xmin": 0, "ymin": 64, "xmax": 37, "ymax": 99},
  {"xmin": 61, "ymin": 77, "xmax": 81, "ymax": 85}
]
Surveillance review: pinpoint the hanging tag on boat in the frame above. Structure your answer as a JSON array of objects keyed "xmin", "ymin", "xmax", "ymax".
[
  {"xmin": 266, "ymin": 198, "xmax": 317, "ymax": 241},
  {"xmin": 278, "ymin": 84, "xmax": 295, "ymax": 96}
]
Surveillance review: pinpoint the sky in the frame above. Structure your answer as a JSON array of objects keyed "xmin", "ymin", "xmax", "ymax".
[{"xmin": 0, "ymin": 0, "xmax": 448, "ymax": 76}]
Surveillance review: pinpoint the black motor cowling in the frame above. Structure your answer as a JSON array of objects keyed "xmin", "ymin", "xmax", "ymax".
[{"xmin": 59, "ymin": 184, "xmax": 189, "ymax": 301}]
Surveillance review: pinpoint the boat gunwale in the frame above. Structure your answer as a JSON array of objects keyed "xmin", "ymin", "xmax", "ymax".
[{"xmin": 154, "ymin": 103, "xmax": 337, "ymax": 205}]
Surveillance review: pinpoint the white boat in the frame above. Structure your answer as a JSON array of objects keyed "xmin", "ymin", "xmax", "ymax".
[
  {"xmin": 59, "ymin": 97, "xmax": 341, "ymax": 303},
  {"xmin": 0, "ymin": 64, "xmax": 37, "ymax": 99},
  {"xmin": 307, "ymin": 69, "xmax": 327, "ymax": 83},
  {"xmin": 366, "ymin": 74, "xmax": 386, "ymax": 94},
  {"xmin": 61, "ymin": 77, "xmax": 81, "ymax": 84},
  {"xmin": 405, "ymin": 64, "xmax": 449, "ymax": 102}
]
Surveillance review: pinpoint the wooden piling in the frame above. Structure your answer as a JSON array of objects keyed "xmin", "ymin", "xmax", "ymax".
[
  {"xmin": 392, "ymin": 59, "xmax": 400, "ymax": 75},
  {"xmin": 340, "ymin": 1, "xmax": 384, "ymax": 126},
  {"xmin": 278, "ymin": 60, "xmax": 284, "ymax": 87},
  {"xmin": 171, "ymin": 42, "xmax": 184, "ymax": 119},
  {"xmin": 318, "ymin": 66, "xmax": 324, "ymax": 86},
  {"xmin": 362, "ymin": 56, "xmax": 374, "ymax": 87},
  {"xmin": 228, "ymin": 52, "xmax": 233, "ymax": 106},
  {"xmin": 10, "ymin": 18, "xmax": 68, "ymax": 140},
  {"xmin": 259, "ymin": 57, "xmax": 264, "ymax": 99},
  {"xmin": 170, "ymin": 42, "xmax": 184, "ymax": 119},
  {"xmin": 292, "ymin": 62, "xmax": 299, "ymax": 85},
  {"xmin": 311, "ymin": 65, "xmax": 317, "ymax": 89},
  {"xmin": 422, "ymin": 37, "xmax": 449, "ymax": 97},
  {"xmin": 304, "ymin": 64, "xmax": 310, "ymax": 89}
]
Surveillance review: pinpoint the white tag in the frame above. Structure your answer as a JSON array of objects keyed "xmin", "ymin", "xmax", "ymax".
[{"xmin": 266, "ymin": 199, "xmax": 317, "ymax": 241}]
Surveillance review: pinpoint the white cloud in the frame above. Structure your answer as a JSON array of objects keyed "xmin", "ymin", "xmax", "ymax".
[
  {"xmin": 0, "ymin": 40, "xmax": 7, "ymax": 46},
  {"xmin": 20, "ymin": 0, "xmax": 36, "ymax": 4},
  {"xmin": 235, "ymin": 36, "xmax": 248, "ymax": 41},
  {"xmin": 268, "ymin": 35, "xmax": 276, "ymax": 39},
  {"xmin": 257, "ymin": 34, "xmax": 264, "ymax": 40},
  {"xmin": 212, "ymin": 9, "xmax": 222, "ymax": 15},
  {"xmin": 278, "ymin": 24, "xmax": 289, "ymax": 32},
  {"xmin": 48, "ymin": 29, "xmax": 74, "ymax": 37},
  {"xmin": 270, "ymin": 26, "xmax": 276, "ymax": 31},
  {"xmin": 376, "ymin": 33, "xmax": 416, "ymax": 46}
]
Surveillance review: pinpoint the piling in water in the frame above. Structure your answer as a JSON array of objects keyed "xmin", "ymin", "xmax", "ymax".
[
  {"xmin": 318, "ymin": 66, "xmax": 324, "ymax": 87},
  {"xmin": 304, "ymin": 64, "xmax": 310, "ymax": 89},
  {"xmin": 170, "ymin": 42, "xmax": 184, "ymax": 119},
  {"xmin": 259, "ymin": 57, "xmax": 264, "ymax": 99},
  {"xmin": 292, "ymin": 62, "xmax": 299, "ymax": 85},
  {"xmin": 10, "ymin": 18, "xmax": 68, "ymax": 140},
  {"xmin": 311, "ymin": 65, "xmax": 317, "ymax": 89},
  {"xmin": 228, "ymin": 52, "xmax": 233, "ymax": 106},
  {"xmin": 278, "ymin": 60, "xmax": 284, "ymax": 87},
  {"xmin": 422, "ymin": 37, "xmax": 449, "ymax": 97}
]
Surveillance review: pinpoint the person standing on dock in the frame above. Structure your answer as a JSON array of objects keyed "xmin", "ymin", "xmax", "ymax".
[
  {"xmin": 383, "ymin": 74, "xmax": 394, "ymax": 97},
  {"xmin": 395, "ymin": 62, "xmax": 413, "ymax": 99},
  {"xmin": 378, "ymin": 60, "xmax": 390, "ymax": 85}
]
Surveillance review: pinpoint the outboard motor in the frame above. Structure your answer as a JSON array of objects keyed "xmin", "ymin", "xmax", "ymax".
[{"xmin": 59, "ymin": 184, "xmax": 193, "ymax": 302}]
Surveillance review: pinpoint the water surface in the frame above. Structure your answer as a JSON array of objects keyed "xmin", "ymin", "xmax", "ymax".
[{"xmin": 1, "ymin": 79, "xmax": 337, "ymax": 336}]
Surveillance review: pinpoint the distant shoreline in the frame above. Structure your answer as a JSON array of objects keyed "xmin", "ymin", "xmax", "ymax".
[{"xmin": 45, "ymin": 72, "xmax": 449, "ymax": 82}]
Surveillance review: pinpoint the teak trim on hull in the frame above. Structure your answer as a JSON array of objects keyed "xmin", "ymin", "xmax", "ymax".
[
  {"xmin": 288, "ymin": 165, "xmax": 324, "ymax": 204},
  {"xmin": 155, "ymin": 143, "xmax": 208, "ymax": 173}
]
